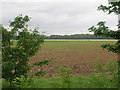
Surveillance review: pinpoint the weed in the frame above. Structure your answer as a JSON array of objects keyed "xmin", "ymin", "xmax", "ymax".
[{"xmin": 59, "ymin": 67, "xmax": 72, "ymax": 88}]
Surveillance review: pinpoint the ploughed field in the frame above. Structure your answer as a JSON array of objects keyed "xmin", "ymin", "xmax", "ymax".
[{"xmin": 29, "ymin": 40, "xmax": 117, "ymax": 77}]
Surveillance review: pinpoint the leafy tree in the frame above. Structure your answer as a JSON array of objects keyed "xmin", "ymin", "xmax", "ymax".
[
  {"xmin": 88, "ymin": 0, "xmax": 120, "ymax": 87},
  {"xmin": 1, "ymin": 15, "xmax": 44, "ymax": 87}
]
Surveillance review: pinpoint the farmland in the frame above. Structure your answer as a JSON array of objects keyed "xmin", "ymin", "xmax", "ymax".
[
  {"xmin": 29, "ymin": 40, "xmax": 117, "ymax": 77},
  {"xmin": 2, "ymin": 39, "xmax": 118, "ymax": 88}
]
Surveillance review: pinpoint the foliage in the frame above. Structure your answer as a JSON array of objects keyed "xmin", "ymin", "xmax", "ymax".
[
  {"xmin": 12, "ymin": 75, "xmax": 32, "ymax": 88},
  {"xmin": 34, "ymin": 70, "xmax": 46, "ymax": 76},
  {"xmin": 33, "ymin": 59, "xmax": 49, "ymax": 66},
  {"xmin": 32, "ymin": 59, "xmax": 51, "ymax": 76},
  {"xmin": 88, "ymin": 21, "xmax": 120, "ymax": 53},
  {"xmin": 97, "ymin": 1, "xmax": 120, "ymax": 29},
  {"xmin": 98, "ymin": 1, "xmax": 120, "ymax": 15},
  {"xmin": 88, "ymin": 1, "xmax": 120, "ymax": 54},
  {"xmin": 1, "ymin": 15, "xmax": 44, "ymax": 87}
]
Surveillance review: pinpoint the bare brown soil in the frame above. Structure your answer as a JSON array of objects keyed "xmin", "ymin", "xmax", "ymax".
[{"xmin": 28, "ymin": 41, "xmax": 117, "ymax": 77}]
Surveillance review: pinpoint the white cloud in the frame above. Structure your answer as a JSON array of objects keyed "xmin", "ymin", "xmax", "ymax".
[
  {"xmin": 1, "ymin": 0, "xmax": 118, "ymax": 35},
  {"xmin": 0, "ymin": 0, "xmax": 106, "ymax": 3}
]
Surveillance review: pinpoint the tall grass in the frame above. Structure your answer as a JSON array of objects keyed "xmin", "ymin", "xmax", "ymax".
[
  {"xmin": 24, "ymin": 73, "xmax": 117, "ymax": 88},
  {"xmin": 2, "ymin": 74, "xmax": 117, "ymax": 88},
  {"xmin": 2, "ymin": 61, "xmax": 118, "ymax": 88}
]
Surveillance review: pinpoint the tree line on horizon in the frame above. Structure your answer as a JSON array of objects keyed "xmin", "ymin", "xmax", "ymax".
[{"xmin": 43, "ymin": 34, "xmax": 114, "ymax": 39}]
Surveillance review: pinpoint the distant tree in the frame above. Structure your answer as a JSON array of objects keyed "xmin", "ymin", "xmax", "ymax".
[
  {"xmin": 88, "ymin": 0, "xmax": 120, "ymax": 87},
  {"xmin": 1, "ymin": 15, "xmax": 44, "ymax": 87},
  {"xmin": 47, "ymin": 34, "xmax": 112, "ymax": 39}
]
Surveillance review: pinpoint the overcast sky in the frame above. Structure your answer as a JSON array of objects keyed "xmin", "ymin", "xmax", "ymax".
[{"xmin": 1, "ymin": 0, "xmax": 118, "ymax": 35}]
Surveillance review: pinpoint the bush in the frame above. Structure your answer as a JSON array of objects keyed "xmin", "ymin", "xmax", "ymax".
[{"xmin": 12, "ymin": 75, "xmax": 32, "ymax": 88}]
